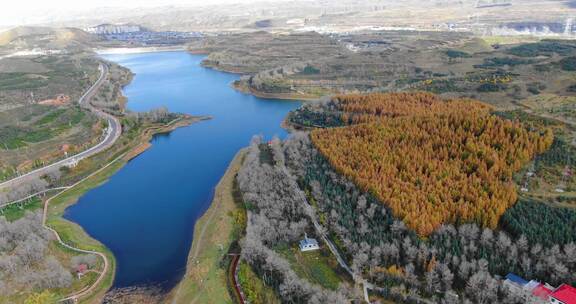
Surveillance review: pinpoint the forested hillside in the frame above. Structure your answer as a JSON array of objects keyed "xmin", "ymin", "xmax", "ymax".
[
  {"xmin": 234, "ymin": 130, "xmax": 575, "ymax": 303},
  {"xmin": 310, "ymin": 93, "xmax": 553, "ymax": 235}
]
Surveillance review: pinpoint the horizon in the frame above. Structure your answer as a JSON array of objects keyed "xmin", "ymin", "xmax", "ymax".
[{"xmin": 0, "ymin": 0, "xmax": 294, "ymax": 27}]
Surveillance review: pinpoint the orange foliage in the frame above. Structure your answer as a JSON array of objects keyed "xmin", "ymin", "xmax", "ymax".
[
  {"xmin": 427, "ymin": 256, "xmax": 437, "ymax": 273},
  {"xmin": 311, "ymin": 93, "xmax": 553, "ymax": 236},
  {"xmin": 386, "ymin": 265, "xmax": 405, "ymax": 277},
  {"xmin": 337, "ymin": 92, "xmax": 492, "ymax": 124}
]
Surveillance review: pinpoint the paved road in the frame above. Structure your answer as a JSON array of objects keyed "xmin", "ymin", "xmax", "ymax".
[{"xmin": 0, "ymin": 63, "xmax": 122, "ymax": 192}]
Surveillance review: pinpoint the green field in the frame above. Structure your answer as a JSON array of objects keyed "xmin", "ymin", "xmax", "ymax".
[
  {"xmin": 0, "ymin": 72, "xmax": 48, "ymax": 90},
  {"xmin": 0, "ymin": 104, "xmax": 100, "ymax": 182},
  {"xmin": 0, "ymin": 105, "xmax": 92, "ymax": 150},
  {"xmin": 0, "ymin": 196, "xmax": 42, "ymax": 221},
  {"xmin": 277, "ymin": 245, "xmax": 344, "ymax": 290}
]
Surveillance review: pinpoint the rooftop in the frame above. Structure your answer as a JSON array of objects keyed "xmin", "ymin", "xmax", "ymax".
[
  {"xmin": 299, "ymin": 237, "xmax": 319, "ymax": 247},
  {"xmin": 532, "ymin": 284, "xmax": 553, "ymax": 300},
  {"xmin": 505, "ymin": 273, "xmax": 529, "ymax": 286},
  {"xmin": 551, "ymin": 284, "xmax": 576, "ymax": 304}
]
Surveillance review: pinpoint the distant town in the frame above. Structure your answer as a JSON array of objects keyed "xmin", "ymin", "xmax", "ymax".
[{"xmin": 86, "ymin": 23, "xmax": 202, "ymax": 45}]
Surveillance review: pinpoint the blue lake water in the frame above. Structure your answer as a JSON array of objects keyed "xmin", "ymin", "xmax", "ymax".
[{"xmin": 64, "ymin": 51, "xmax": 301, "ymax": 289}]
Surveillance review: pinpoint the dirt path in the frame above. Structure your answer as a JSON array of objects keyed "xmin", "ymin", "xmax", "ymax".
[
  {"xmin": 230, "ymin": 255, "xmax": 246, "ymax": 304},
  {"xmin": 42, "ymin": 152, "xmax": 127, "ymax": 303}
]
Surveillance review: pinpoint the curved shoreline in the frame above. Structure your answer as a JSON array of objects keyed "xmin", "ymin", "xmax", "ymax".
[
  {"xmin": 95, "ymin": 46, "xmax": 188, "ymax": 55},
  {"xmin": 198, "ymin": 57, "xmax": 320, "ymax": 101},
  {"xmin": 43, "ymin": 116, "xmax": 207, "ymax": 303},
  {"xmin": 44, "ymin": 155, "xmax": 124, "ymax": 303},
  {"xmin": 169, "ymin": 148, "xmax": 247, "ymax": 304},
  {"xmin": 231, "ymin": 80, "xmax": 320, "ymax": 101}
]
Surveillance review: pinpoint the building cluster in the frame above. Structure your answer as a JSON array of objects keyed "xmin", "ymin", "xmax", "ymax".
[
  {"xmin": 85, "ymin": 23, "xmax": 144, "ymax": 35},
  {"xmin": 504, "ymin": 273, "xmax": 576, "ymax": 304},
  {"xmin": 84, "ymin": 23, "xmax": 202, "ymax": 45},
  {"xmin": 101, "ymin": 31, "xmax": 201, "ymax": 45}
]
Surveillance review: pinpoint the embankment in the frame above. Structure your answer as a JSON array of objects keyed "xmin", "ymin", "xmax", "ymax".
[{"xmin": 168, "ymin": 148, "xmax": 247, "ymax": 304}]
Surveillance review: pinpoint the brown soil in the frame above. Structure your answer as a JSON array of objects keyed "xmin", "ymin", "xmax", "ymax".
[{"xmin": 38, "ymin": 94, "xmax": 70, "ymax": 106}]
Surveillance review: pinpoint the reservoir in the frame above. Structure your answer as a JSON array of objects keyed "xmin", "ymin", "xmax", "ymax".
[{"xmin": 64, "ymin": 51, "xmax": 301, "ymax": 289}]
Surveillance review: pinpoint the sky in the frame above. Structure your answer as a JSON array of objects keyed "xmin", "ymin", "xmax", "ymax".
[{"xmin": 0, "ymin": 0, "xmax": 277, "ymax": 26}]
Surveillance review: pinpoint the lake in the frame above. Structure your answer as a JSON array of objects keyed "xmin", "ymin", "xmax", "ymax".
[{"xmin": 64, "ymin": 51, "xmax": 301, "ymax": 289}]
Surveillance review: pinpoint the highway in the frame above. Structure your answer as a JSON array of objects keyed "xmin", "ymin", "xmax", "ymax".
[{"xmin": 0, "ymin": 63, "xmax": 122, "ymax": 192}]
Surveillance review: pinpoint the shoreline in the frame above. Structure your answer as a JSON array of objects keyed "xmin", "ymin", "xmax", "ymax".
[
  {"xmin": 168, "ymin": 148, "xmax": 247, "ymax": 304},
  {"xmin": 193, "ymin": 53, "xmax": 320, "ymax": 102},
  {"xmin": 95, "ymin": 46, "xmax": 188, "ymax": 55},
  {"xmin": 45, "ymin": 115, "xmax": 209, "ymax": 303},
  {"xmin": 232, "ymin": 80, "xmax": 320, "ymax": 102}
]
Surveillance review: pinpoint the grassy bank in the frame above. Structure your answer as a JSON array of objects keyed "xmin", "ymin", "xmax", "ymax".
[
  {"xmin": 169, "ymin": 149, "xmax": 247, "ymax": 304},
  {"xmin": 41, "ymin": 116, "xmax": 206, "ymax": 303},
  {"xmin": 46, "ymin": 160, "xmax": 124, "ymax": 303}
]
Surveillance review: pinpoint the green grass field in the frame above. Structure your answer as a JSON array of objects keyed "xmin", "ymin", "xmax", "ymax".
[
  {"xmin": 0, "ymin": 72, "xmax": 49, "ymax": 90},
  {"xmin": 277, "ymin": 245, "xmax": 344, "ymax": 290},
  {"xmin": 0, "ymin": 196, "xmax": 42, "ymax": 221}
]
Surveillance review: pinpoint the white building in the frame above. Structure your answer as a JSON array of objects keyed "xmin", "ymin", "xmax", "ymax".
[
  {"xmin": 299, "ymin": 234, "xmax": 319, "ymax": 252},
  {"xmin": 85, "ymin": 24, "xmax": 143, "ymax": 35}
]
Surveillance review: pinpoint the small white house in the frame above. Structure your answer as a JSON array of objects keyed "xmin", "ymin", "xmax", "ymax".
[{"xmin": 299, "ymin": 234, "xmax": 320, "ymax": 252}]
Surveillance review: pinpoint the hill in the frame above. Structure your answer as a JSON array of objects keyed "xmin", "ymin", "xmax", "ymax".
[{"xmin": 0, "ymin": 26, "xmax": 96, "ymax": 50}]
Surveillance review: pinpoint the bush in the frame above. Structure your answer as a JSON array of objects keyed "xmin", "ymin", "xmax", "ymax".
[
  {"xmin": 477, "ymin": 83, "xmax": 504, "ymax": 92},
  {"xmin": 560, "ymin": 56, "xmax": 576, "ymax": 71},
  {"xmin": 445, "ymin": 50, "xmax": 471, "ymax": 58},
  {"xmin": 301, "ymin": 65, "xmax": 320, "ymax": 75},
  {"xmin": 527, "ymin": 82, "xmax": 547, "ymax": 95},
  {"xmin": 474, "ymin": 57, "xmax": 533, "ymax": 69}
]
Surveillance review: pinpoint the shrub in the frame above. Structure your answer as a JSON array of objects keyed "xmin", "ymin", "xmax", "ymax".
[
  {"xmin": 474, "ymin": 57, "xmax": 533, "ymax": 69},
  {"xmin": 560, "ymin": 56, "xmax": 576, "ymax": 71},
  {"xmin": 445, "ymin": 50, "xmax": 471, "ymax": 58},
  {"xmin": 477, "ymin": 83, "xmax": 504, "ymax": 92},
  {"xmin": 507, "ymin": 41, "xmax": 576, "ymax": 57}
]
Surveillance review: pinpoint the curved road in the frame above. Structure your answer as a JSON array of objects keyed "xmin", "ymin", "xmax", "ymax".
[{"xmin": 0, "ymin": 63, "xmax": 122, "ymax": 192}]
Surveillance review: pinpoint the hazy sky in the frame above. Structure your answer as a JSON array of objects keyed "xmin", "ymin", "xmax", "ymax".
[{"xmin": 1, "ymin": 0, "xmax": 274, "ymax": 26}]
